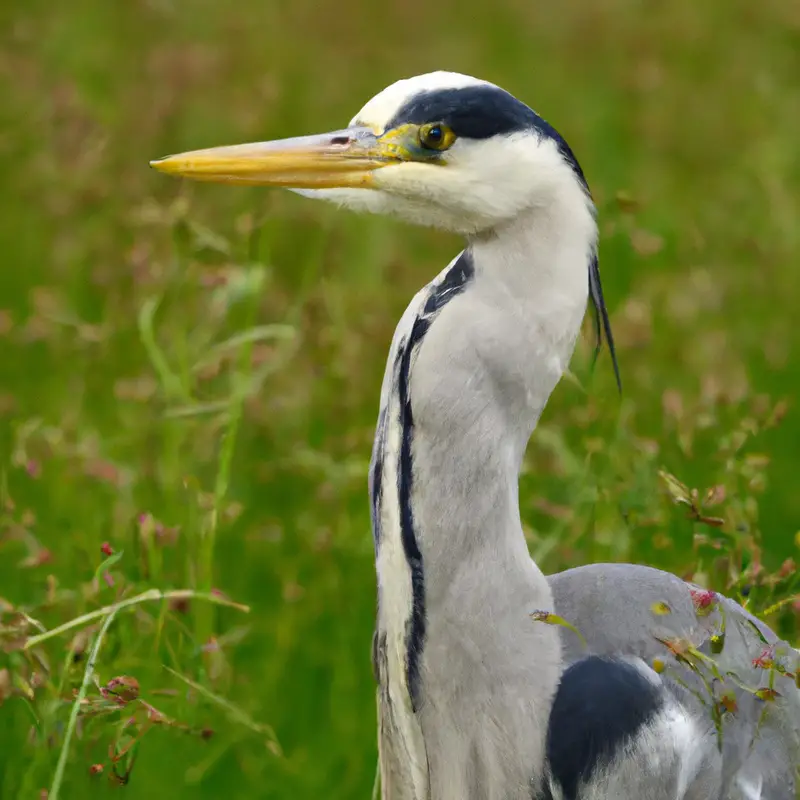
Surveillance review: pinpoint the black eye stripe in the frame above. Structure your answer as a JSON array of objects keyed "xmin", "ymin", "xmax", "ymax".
[
  {"xmin": 386, "ymin": 85, "xmax": 588, "ymax": 190},
  {"xmin": 387, "ymin": 85, "xmax": 535, "ymax": 140}
]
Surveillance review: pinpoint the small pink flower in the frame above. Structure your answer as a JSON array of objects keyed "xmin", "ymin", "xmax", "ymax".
[
  {"xmin": 689, "ymin": 588, "xmax": 717, "ymax": 613},
  {"xmin": 752, "ymin": 646, "xmax": 775, "ymax": 670}
]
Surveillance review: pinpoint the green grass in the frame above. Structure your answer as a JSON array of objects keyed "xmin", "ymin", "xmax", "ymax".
[{"xmin": 1, "ymin": 0, "xmax": 798, "ymax": 797}]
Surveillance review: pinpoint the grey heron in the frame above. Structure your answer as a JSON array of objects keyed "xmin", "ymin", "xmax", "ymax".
[{"xmin": 151, "ymin": 71, "xmax": 800, "ymax": 800}]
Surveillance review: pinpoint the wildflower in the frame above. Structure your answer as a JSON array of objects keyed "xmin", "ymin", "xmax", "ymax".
[
  {"xmin": 689, "ymin": 588, "xmax": 717, "ymax": 615},
  {"xmin": 752, "ymin": 647, "xmax": 775, "ymax": 670}
]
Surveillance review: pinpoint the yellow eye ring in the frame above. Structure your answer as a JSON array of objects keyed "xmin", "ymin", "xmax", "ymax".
[{"xmin": 418, "ymin": 122, "xmax": 456, "ymax": 152}]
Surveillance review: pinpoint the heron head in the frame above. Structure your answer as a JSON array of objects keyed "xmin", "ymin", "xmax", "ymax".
[{"xmin": 151, "ymin": 71, "xmax": 593, "ymax": 237}]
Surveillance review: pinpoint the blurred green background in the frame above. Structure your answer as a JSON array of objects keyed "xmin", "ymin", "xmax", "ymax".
[{"xmin": 1, "ymin": 0, "xmax": 798, "ymax": 797}]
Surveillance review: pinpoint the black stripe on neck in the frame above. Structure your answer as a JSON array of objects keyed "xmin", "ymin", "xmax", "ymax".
[
  {"xmin": 369, "ymin": 407, "xmax": 387, "ymax": 549},
  {"xmin": 396, "ymin": 329, "xmax": 427, "ymax": 711},
  {"xmin": 390, "ymin": 250, "xmax": 475, "ymax": 710}
]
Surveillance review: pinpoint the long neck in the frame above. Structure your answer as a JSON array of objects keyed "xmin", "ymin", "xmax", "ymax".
[
  {"xmin": 371, "ymin": 192, "xmax": 595, "ymax": 799},
  {"xmin": 412, "ymin": 201, "xmax": 595, "ymax": 585}
]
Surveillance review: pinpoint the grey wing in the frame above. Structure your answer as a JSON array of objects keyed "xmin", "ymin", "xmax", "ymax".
[{"xmin": 547, "ymin": 563, "xmax": 800, "ymax": 800}]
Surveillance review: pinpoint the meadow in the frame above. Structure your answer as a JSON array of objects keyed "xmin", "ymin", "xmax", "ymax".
[{"xmin": 1, "ymin": 0, "xmax": 798, "ymax": 797}]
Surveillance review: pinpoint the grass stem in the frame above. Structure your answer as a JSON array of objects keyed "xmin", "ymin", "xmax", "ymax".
[
  {"xmin": 24, "ymin": 590, "xmax": 249, "ymax": 650},
  {"xmin": 49, "ymin": 608, "xmax": 119, "ymax": 800}
]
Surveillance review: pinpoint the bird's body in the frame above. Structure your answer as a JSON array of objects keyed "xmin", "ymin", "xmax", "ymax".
[
  {"xmin": 549, "ymin": 565, "xmax": 798, "ymax": 800},
  {"xmin": 152, "ymin": 71, "xmax": 800, "ymax": 799}
]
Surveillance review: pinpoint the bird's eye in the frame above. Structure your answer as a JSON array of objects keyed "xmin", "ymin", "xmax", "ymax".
[{"xmin": 418, "ymin": 123, "xmax": 456, "ymax": 152}]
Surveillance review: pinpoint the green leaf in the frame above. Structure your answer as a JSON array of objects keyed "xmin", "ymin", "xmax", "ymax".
[
  {"xmin": 530, "ymin": 610, "xmax": 587, "ymax": 648},
  {"xmin": 94, "ymin": 550, "xmax": 124, "ymax": 584},
  {"xmin": 658, "ymin": 469, "xmax": 692, "ymax": 506}
]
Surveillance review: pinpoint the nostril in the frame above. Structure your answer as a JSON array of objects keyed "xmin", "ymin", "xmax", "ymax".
[{"xmin": 330, "ymin": 135, "xmax": 351, "ymax": 146}]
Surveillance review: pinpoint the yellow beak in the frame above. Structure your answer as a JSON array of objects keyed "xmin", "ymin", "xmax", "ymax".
[{"xmin": 150, "ymin": 127, "xmax": 400, "ymax": 188}]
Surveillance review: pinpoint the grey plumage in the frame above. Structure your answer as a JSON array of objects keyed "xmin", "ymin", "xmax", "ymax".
[
  {"xmin": 371, "ymin": 234, "xmax": 800, "ymax": 798},
  {"xmin": 150, "ymin": 69, "xmax": 800, "ymax": 800},
  {"xmin": 550, "ymin": 565, "xmax": 800, "ymax": 799}
]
